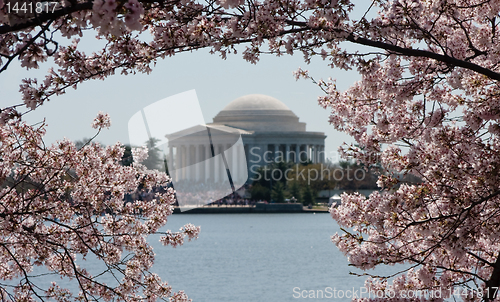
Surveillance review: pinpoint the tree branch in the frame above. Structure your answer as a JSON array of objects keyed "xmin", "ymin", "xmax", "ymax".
[
  {"xmin": 485, "ymin": 251, "xmax": 500, "ymax": 301},
  {"xmin": 0, "ymin": 1, "xmax": 93, "ymax": 35},
  {"xmin": 344, "ymin": 33, "xmax": 500, "ymax": 81},
  {"xmin": 285, "ymin": 20, "xmax": 500, "ymax": 81}
]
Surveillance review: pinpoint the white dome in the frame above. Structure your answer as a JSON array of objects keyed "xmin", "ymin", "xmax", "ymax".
[
  {"xmin": 212, "ymin": 94, "xmax": 306, "ymax": 132},
  {"xmin": 222, "ymin": 94, "xmax": 291, "ymax": 111}
]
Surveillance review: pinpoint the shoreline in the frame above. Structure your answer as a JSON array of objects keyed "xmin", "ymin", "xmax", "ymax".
[{"xmin": 173, "ymin": 203, "xmax": 330, "ymax": 214}]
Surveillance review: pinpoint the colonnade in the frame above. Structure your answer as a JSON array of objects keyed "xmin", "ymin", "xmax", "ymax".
[
  {"xmin": 254, "ymin": 143, "xmax": 325, "ymax": 164},
  {"xmin": 168, "ymin": 143, "xmax": 326, "ymax": 182}
]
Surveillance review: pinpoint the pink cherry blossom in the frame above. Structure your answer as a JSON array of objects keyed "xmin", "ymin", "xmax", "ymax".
[
  {"xmin": 0, "ymin": 117, "xmax": 199, "ymax": 301},
  {"xmin": 91, "ymin": 111, "xmax": 111, "ymax": 129},
  {"xmin": 4, "ymin": 0, "xmax": 500, "ymax": 300}
]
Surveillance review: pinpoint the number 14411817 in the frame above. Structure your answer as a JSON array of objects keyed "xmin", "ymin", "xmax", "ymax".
[{"xmin": 6, "ymin": 1, "xmax": 59, "ymax": 14}]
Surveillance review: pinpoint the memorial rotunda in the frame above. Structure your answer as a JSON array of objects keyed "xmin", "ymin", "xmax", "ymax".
[{"xmin": 166, "ymin": 94, "xmax": 326, "ymax": 183}]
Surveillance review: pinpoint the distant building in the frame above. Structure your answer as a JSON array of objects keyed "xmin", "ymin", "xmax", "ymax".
[{"xmin": 166, "ymin": 94, "xmax": 326, "ymax": 183}]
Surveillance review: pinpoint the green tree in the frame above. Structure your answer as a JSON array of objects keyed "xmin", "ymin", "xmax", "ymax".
[
  {"xmin": 252, "ymin": 161, "xmax": 292, "ymax": 188},
  {"xmin": 121, "ymin": 145, "xmax": 134, "ymax": 167},
  {"xmin": 335, "ymin": 161, "xmax": 379, "ymax": 191},
  {"xmin": 249, "ymin": 183, "xmax": 270, "ymax": 201},
  {"xmin": 287, "ymin": 181, "xmax": 303, "ymax": 204},
  {"xmin": 287, "ymin": 163, "xmax": 334, "ymax": 193},
  {"xmin": 271, "ymin": 182, "xmax": 286, "ymax": 203},
  {"xmin": 142, "ymin": 138, "xmax": 163, "ymax": 170},
  {"xmin": 302, "ymin": 185, "xmax": 315, "ymax": 206}
]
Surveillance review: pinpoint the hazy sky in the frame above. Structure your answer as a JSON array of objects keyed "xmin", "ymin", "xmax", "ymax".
[{"xmin": 1, "ymin": 37, "xmax": 362, "ymax": 162}]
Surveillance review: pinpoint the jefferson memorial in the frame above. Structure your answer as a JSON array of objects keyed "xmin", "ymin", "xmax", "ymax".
[{"xmin": 166, "ymin": 94, "xmax": 326, "ymax": 183}]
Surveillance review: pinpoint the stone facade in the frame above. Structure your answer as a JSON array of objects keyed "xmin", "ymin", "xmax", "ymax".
[{"xmin": 166, "ymin": 94, "xmax": 326, "ymax": 183}]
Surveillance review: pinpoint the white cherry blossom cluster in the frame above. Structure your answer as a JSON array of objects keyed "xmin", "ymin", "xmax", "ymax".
[{"xmin": 91, "ymin": 111, "xmax": 111, "ymax": 129}]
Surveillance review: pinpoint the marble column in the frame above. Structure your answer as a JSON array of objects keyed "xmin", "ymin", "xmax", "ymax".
[
  {"xmin": 177, "ymin": 145, "xmax": 181, "ymax": 181},
  {"xmin": 181, "ymin": 145, "xmax": 186, "ymax": 180},
  {"xmin": 285, "ymin": 144, "xmax": 290, "ymax": 162},
  {"xmin": 195, "ymin": 145, "xmax": 201, "ymax": 181},
  {"xmin": 191, "ymin": 145, "xmax": 195, "ymax": 180},
  {"xmin": 205, "ymin": 144, "xmax": 211, "ymax": 181},
  {"xmin": 311, "ymin": 145, "xmax": 314, "ymax": 163},
  {"xmin": 214, "ymin": 144, "xmax": 220, "ymax": 182},
  {"xmin": 318, "ymin": 145, "xmax": 321, "ymax": 163},
  {"xmin": 299, "ymin": 144, "xmax": 305, "ymax": 163},
  {"xmin": 295, "ymin": 144, "xmax": 300, "ymax": 163},
  {"xmin": 185, "ymin": 145, "xmax": 191, "ymax": 180},
  {"xmin": 262, "ymin": 144, "xmax": 269, "ymax": 165},
  {"xmin": 317, "ymin": 145, "xmax": 321, "ymax": 163},
  {"xmin": 314, "ymin": 145, "xmax": 319, "ymax": 164},
  {"xmin": 219, "ymin": 144, "xmax": 225, "ymax": 182},
  {"xmin": 247, "ymin": 144, "xmax": 258, "ymax": 166},
  {"xmin": 263, "ymin": 144, "xmax": 269, "ymax": 163},
  {"xmin": 257, "ymin": 144, "xmax": 267, "ymax": 167}
]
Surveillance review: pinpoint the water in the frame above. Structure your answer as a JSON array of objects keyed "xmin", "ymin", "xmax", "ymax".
[
  {"xmin": 152, "ymin": 213, "xmax": 398, "ymax": 301},
  {"xmin": 23, "ymin": 213, "xmax": 401, "ymax": 301}
]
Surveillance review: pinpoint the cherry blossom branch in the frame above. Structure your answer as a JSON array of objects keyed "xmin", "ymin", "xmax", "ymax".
[{"xmin": 290, "ymin": 19, "xmax": 500, "ymax": 81}]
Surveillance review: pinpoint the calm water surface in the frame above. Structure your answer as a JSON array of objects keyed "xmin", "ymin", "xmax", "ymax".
[
  {"xmin": 151, "ymin": 213, "xmax": 398, "ymax": 302},
  {"xmin": 26, "ymin": 213, "xmax": 400, "ymax": 301}
]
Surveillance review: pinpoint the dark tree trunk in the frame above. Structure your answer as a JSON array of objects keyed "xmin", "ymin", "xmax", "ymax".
[{"xmin": 485, "ymin": 252, "xmax": 500, "ymax": 301}]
